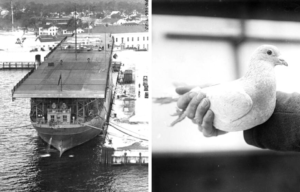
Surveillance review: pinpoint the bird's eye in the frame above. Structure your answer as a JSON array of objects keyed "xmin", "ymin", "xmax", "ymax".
[{"xmin": 267, "ymin": 50, "xmax": 272, "ymax": 55}]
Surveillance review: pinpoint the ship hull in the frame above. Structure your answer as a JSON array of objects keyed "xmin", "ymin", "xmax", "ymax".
[{"xmin": 33, "ymin": 119, "xmax": 106, "ymax": 156}]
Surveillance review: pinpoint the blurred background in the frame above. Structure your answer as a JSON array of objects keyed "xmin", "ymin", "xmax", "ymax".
[{"xmin": 152, "ymin": 0, "xmax": 300, "ymax": 191}]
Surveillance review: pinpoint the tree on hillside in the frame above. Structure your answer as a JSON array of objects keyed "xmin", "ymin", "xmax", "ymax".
[
  {"xmin": 0, "ymin": 14, "xmax": 12, "ymax": 30},
  {"xmin": 82, "ymin": 22, "xmax": 89, "ymax": 29},
  {"xmin": 105, "ymin": 1, "xmax": 117, "ymax": 11},
  {"xmin": 0, "ymin": 1, "xmax": 11, "ymax": 10},
  {"xmin": 135, "ymin": 2, "xmax": 145, "ymax": 13},
  {"xmin": 96, "ymin": 12, "xmax": 104, "ymax": 19},
  {"xmin": 111, "ymin": 13, "xmax": 122, "ymax": 19},
  {"xmin": 118, "ymin": 2, "xmax": 133, "ymax": 14},
  {"xmin": 0, "ymin": 0, "xmax": 147, "ymax": 30},
  {"xmin": 67, "ymin": 17, "xmax": 83, "ymax": 28},
  {"xmin": 93, "ymin": 2, "xmax": 104, "ymax": 13}
]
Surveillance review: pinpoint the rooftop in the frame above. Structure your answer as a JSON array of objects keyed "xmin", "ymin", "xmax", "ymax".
[
  {"xmin": 89, "ymin": 25, "xmax": 147, "ymax": 34},
  {"xmin": 101, "ymin": 18, "xmax": 121, "ymax": 24},
  {"xmin": 45, "ymin": 18, "xmax": 71, "ymax": 21},
  {"xmin": 38, "ymin": 35, "xmax": 67, "ymax": 42}
]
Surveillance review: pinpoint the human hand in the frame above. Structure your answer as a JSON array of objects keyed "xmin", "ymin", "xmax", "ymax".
[{"xmin": 174, "ymin": 85, "xmax": 227, "ymax": 137}]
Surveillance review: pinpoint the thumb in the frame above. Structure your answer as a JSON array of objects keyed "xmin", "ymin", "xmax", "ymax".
[
  {"xmin": 176, "ymin": 83, "xmax": 218, "ymax": 95},
  {"xmin": 175, "ymin": 86, "xmax": 196, "ymax": 95}
]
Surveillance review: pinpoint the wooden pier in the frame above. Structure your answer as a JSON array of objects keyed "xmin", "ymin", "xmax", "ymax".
[
  {"xmin": 100, "ymin": 147, "xmax": 115, "ymax": 165},
  {"xmin": 0, "ymin": 62, "xmax": 37, "ymax": 70}
]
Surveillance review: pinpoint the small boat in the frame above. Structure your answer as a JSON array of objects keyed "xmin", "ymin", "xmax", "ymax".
[
  {"xmin": 15, "ymin": 38, "xmax": 22, "ymax": 44},
  {"xmin": 12, "ymin": 33, "xmax": 115, "ymax": 156}
]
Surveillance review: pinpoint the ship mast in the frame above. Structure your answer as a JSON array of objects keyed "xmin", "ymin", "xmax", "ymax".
[
  {"xmin": 88, "ymin": 5, "xmax": 90, "ymax": 35},
  {"xmin": 75, "ymin": 4, "xmax": 77, "ymax": 60},
  {"xmin": 11, "ymin": 0, "xmax": 14, "ymax": 32}
]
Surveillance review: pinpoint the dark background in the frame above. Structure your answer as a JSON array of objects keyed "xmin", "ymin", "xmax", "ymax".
[
  {"xmin": 153, "ymin": 0, "xmax": 300, "ymax": 22},
  {"xmin": 153, "ymin": 151, "xmax": 300, "ymax": 192}
]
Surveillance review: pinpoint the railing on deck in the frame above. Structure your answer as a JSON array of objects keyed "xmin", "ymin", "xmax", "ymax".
[
  {"xmin": 0, "ymin": 62, "xmax": 36, "ymax": 69},
  {"xmin": 11, "ymin": 36, "xmax": 68, "ymax": 100},
  {"xmin": 43, "ymin": 36, "xmax": 68, "ymax": 61},
  {"xmin": 35, "ymin": 119, "xmax": 79, "ymax": 126},
  {"xmin": 34, "ymin": 118, "xmax": 89, "ymax": 126},
  {"xmin": 47, "ymin": 108, "xmax": 71, "ymax": 113},
  {"xmin": 105, "ymin": 34, "xmax": 115, "ymax": 99}
]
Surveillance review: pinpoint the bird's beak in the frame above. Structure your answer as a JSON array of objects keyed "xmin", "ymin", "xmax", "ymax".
[{"xmin": 277, "ymin": 58, "xmax": 288, "ymax": 66}]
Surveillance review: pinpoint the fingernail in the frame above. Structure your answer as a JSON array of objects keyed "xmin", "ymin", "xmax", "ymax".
[
  {"xmin": 198, "ymin": 125, "xmax": 203, "ymax": 132},
  {"xmin": 201, "ymin": 98, "xmax": 209, "ymax": 107},
  {"xmin": 195, "ymin": 118, "xmax": 201, "ymax": 125},
  {"xmin": 197, "ymin": 92, "xmax": 205, "ymax": 99},
  {"xmin": 189, "ymin": 92, "xmax": 197, "ymax": 98},
  {"xmin": 206, "ymin": 109, "xmax": 213, "ymax": 118}
]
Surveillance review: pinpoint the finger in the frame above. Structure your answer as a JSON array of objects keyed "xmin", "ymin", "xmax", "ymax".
[
  {"xmin": 176, "ymin": 86, "xmax": 196, "ymax": 95},
  {"xmin": 216, "ymin": 130, "xmax": 227, "ymax": 136},
  {"xmin": 172, "ymin": 82, "xmax": 188, "ymax": 88},
  {"xmin": 199, "ymin": 125, "xmax": 227, "ymax": 136},
  {"xmin": 194, "ymin": 98, "xmax": 210, "ymax": 124},
  {"xmin": 177, "ymin": 91, "xmax": 197, "ymax": 110},
  {"xmin": 176, "ymin": 83, "xmax": 219, "ymax": 95},
  {"xmin": 201, "ymin": 110, "xmax": 217, "ymax": 137},
  {"xmin": 169, "ymin": 111, "xmax": 187, "ymax": 127},
  {"xmin": 198, "ymin": 124, "xmax": 204, "ymax": 132},
  {"xmin": 185, "ymin": 92, "xmax": 206, "ymax": 119}
]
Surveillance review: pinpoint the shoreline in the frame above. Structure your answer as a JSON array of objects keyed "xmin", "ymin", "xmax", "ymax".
[{"xmin": 0, "ymin": 32, "xmax": 55, "ymax": 62}]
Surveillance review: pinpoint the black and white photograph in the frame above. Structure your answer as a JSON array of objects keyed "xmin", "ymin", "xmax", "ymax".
[
  {"xmin": 152, "ymin": 0, "xmax": 300, "ymax": 191},
  {"xmin": 4, "ymin": 0, "xmax": 300, "ymax": 191},
  {"xmin": 0, "ymin": 0, "xmax": 149, "ymax": 191}
]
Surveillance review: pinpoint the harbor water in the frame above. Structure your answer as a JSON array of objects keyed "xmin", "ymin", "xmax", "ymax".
[{"xmin": 0, "ymin": 70, "xmax": 148, "ymax": 191}]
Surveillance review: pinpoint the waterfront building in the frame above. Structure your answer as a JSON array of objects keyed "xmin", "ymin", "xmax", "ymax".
[
  {"xmin": 38, "ymin": 17, "xmax": 85, "ymax": 36},
  {"xmin": 39, "ymin": 25, "xmax": 59, "ymax": 36},
  {"xmin": 38, "ymin": 25, "xmax": 84, "ymax": 36},
  {"xmin": 87, "ymin": 25, "xmax": 149, "ymax": 50},
  {"xmin": 112, "ymin": 32, "xmax": 149, "ymax": 50},
  {"xmin": 45, "ymin": 18, "xmax": 71, "ymax": 25},
  {"xmin": 60, "ymin": 26, "xmax": 84, "ymax": 35}
]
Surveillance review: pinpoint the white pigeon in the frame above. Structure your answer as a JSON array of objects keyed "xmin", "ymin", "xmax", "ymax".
[{"xmin": 172, "ymin": 45, "xmax": 288, "ymax": 132}]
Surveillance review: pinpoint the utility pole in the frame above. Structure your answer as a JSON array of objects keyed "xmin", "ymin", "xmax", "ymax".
[
  {"xmin": 75, "ymin": 4, "xmax": 77, "ymax": 60},
  {"xmin": 88, "ymin": 5, "xmax": 90, "ymax": 35},
  {"xmin": 104, "ymin": 26, "xmax": 106, "ymax": 65},
  {"xmin": 11, "ymin": 0, "xmax": 14, "ymax": 32}
]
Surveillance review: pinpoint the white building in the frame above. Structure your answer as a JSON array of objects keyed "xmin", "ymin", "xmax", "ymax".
[
  {"xmin": 39, "ymin": 26, "xmax": 59, "ymax": 36},
  {"xmin": 1, "ymin": 9, "xmax": 9, "ymax": 17},
  {"xmin": 110, "ymin": 11, "xmax": 121, "ymax": 17},
  {"xmin": 116, "ymin": 19, "xmax": 127, "ymax": 25},
  {"xmin": 61, "ymin": 28, "xmax": 84, "ymax": 35},
  {"xmin": 112, "ymin": 32, "xmax": 149, "ymax": 50},
  {"xmin": 39, "ymin": 25, "xmax": 84, "ymax": 36}
]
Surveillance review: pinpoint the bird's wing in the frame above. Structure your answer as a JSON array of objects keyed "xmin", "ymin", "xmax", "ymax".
[{"xmin": 204, "ymin": 82, "xmax": 253, "ymax": 123}]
